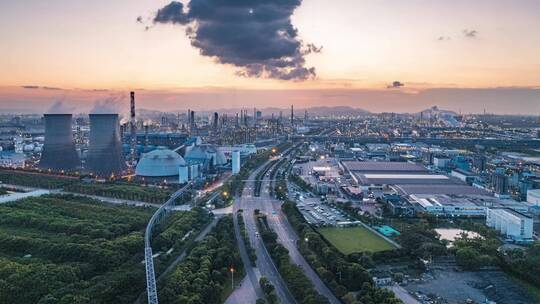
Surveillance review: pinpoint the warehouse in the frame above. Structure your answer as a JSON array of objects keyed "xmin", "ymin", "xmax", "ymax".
[
  {"xmin": 409, "ymin": 194, "xmax": 529, "ymax": 217},
  {"xmin": 486, "ymin": 208, "xmax": 533, "ymax": 242}
]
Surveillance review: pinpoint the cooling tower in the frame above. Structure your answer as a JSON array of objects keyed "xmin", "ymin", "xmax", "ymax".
[
  {"xmin": 39, "ymin": 114, "xmax": 80, "ymax": 171},
  {"xmin": 86, "ymin": 114, "xmax": 126, "ymax": 177}
]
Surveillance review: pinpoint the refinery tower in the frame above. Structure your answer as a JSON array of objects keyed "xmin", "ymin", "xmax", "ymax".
[
  {"xmin": 39, "ymin": 114, "xmax": 80, "ymax": 171},
  {"xmin": 86, "ymin": 114, "xmax": 126, "ymax": 177}
]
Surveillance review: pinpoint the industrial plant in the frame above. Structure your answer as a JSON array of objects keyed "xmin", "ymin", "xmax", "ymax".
[
  {"xmin": 86, "ymin": 114, "xmax": 126, "ymax": 177},
  {"xmin": 39, "ymin": 114, "xmax": 80, "ymax": 171}
]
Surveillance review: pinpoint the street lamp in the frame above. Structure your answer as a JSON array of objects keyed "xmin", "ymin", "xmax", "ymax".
[{"xmin": 230, "ymin": 267, "xmax": 235, "ymax": 290}]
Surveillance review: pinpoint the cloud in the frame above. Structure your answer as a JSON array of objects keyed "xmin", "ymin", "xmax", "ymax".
[
  {"xmin": 387, "ymin": 81, "xmax": 404, "ymax": 89},
  {"xmin": 153, "ymin": 0, "xmax": 320, "ymax": 80},
  {"xmin": 463, "ymin": 29, "xmax": 478, "ymax": 38},
  {"xmin": 154, "ymin": 1, "xmax": 189, "ymax": 24},
  {"xmin": 437, "ymin": 36, "xmax": 451, "ymax": 41},
  {"xmin": 21, "ymin": 85, "xmax": 62, "ymax": 90}
]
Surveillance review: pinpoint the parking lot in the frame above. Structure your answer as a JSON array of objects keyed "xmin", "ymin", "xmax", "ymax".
[{"xmin": 288, "ymin": 183, "xmax": 353, "ymax": 226}]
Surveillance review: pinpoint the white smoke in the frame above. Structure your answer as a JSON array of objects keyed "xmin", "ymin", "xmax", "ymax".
[
  {"xmin": 90, "ymin": 94, "xmax": 127, "ymax": 114},
  {"xmin": 47, "ymin": 101, "xmax": 76, "ymax": 114}
]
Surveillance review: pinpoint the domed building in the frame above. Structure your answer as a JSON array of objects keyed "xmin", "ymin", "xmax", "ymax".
[{"xmin": 135, "ymin": 147, "xmax": 185, "ymax": 179}]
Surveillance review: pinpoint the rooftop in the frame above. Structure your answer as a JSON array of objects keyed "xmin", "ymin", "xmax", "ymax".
[
  {"xmin": 342, "ymin": 161, "xmax": 428, "ymax": 173},
  {"xmin": 393, "ymin": 184, "xmax": 489, "ymax": 196}
]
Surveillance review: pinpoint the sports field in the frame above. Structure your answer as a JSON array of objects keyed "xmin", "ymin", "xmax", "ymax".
[{"xmin": 318, "ymin": 226, "xmax": 395, "ymax": 254}]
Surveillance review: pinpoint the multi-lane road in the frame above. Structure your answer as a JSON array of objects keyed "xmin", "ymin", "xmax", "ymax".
[
  {"xmin": 258, "ymin": 167, "xmax": 341, "ymax": 304},
  {"xmin": 229, "ymin": 152, "xmax": 341, "ymax": 304},
  {"xmin": 233, "ymin": 164, "xmax": 297, "ymax": 304}
]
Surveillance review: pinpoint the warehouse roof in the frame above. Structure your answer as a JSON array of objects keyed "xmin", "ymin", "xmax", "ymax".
[
  {"xmin": 342, "ymin": 161, "xmax": 428, "ymax": 173},
  {"xmin": 393, "ymin": 184, "xmax": 489, "ymax": 196}
]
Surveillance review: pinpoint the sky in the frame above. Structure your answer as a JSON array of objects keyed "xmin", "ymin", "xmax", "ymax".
[{"xmin": 0, "ymin": 0, "xmax": 539, "ymax": 114}]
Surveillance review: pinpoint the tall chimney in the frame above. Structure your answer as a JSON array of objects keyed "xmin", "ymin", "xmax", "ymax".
[
  {"xmin": 130, "ymin": 91, "xmax": 136, "ymax": 166},
  {"xmin": 291, "ymin": 105, "xmax": 294, "ymax": 126}
]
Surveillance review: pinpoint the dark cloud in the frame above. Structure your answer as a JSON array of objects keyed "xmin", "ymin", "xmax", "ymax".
[
  {"xmin": 437, "ymin": 36, "xmax": 451, "ymax": 41},
  {"xmin": 463, "ymin": 29, "xmax": 478, "ymax": 38},
  {"xmin": 21, "ymin": 85, "xmax": 62, "ymax": 90},
  {"xmin": 154, "ymin": 1, "xmax": 190, "ymax": 24},
  {"xmin": 153, "ymin": 0, "xmax": 319, "ymax": 80},
  {"xmin": 387, "ymin": 81, "xmax": 404, "ymax": 89}
]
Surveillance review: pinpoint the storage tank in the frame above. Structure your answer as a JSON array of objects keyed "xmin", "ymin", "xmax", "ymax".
[
  {"xmin": 86, "ymin": 114, "xmax": 126, "ymax": 177},
  {"xmin": 39, "ymin": 114, "xmax": 80, "ymax": 171}
]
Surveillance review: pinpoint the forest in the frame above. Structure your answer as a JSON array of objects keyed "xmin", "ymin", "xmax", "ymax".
[
  {"xmin": 0, "ymin": 194, "xmax": 205, "ymax": 304},
  {"xmin": 159, "ymin": 216, "xmax": 243, "ymax": 304}
]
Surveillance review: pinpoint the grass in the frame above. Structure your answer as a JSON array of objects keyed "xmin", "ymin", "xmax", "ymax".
[{"xmin": 318, "ymin": 226, "xmax": 395, "ymax": 254}]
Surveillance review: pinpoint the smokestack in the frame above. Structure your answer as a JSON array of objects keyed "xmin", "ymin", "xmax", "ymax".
[
  {"xmin": 130, "ymin": 91, "xmax": 136, "ymax": 166},
  {"xmin": 291, "ymin": 105, "xmax": 294, "ymax": 126},
  {"xmin": 39, "ymin": 114, "xmax": 80, "ymax": 171},
  {"xmin": 190, "ymin": 110, "xmax": 196, "ymax": 132},
  {"xmin": 213, "ymin": 112, "xmax": 219, "ymax": 131},
  {"xmin": 144, "ymin": 124, "xmax": 149, "ymax": 147},
  {"xmin": 87, "ymin": 114, "xmax": 126, "ymax": 177}
]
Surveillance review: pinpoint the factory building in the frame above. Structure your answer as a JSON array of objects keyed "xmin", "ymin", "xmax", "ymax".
[
  {"xmin": 526, "ymin": 189, "xmax": 540, "ymax": 206},
  {"xmin": 135, "ymin": 147, "xmax": 186, "ymax": 180},
  {"xmin": 409, "ymin": 194, "xmax": 528, "ymax": 217},
  {"xmin": 184, "ymin": 144, "xmax": 227, "ymax": 171},
  {"xmin": 218, "ymin": 144, "xmax": 257, "ymax": 158},
  {"xmin": 342, "ymin": 161, "xmax": 452, "ymax": 191},
  {"xmin": 178, "ymin": 163, "xmax": 201, "ymax": 183},
  {"xmin": 486, "ymin": 208, "xmax": 533, "ymax": 242},
  {"xmin": 0, "ymin": 151, "xmax": 26, "ymax": 168},
  {"xmin": 232, "ymin": 150, "xmax": 241, "ymax": 175},
  {"xmin": 450, "ymin": 169, "xmax": 477, "ymax": 184},
  {"xmin": 39, "ymin": 114, "xmax": 80, "ymax": 171}
]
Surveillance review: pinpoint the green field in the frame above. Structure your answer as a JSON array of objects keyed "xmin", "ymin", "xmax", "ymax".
[{"xmin": 318, "ymin": 226, "xmax": 395, "ymax": 254}]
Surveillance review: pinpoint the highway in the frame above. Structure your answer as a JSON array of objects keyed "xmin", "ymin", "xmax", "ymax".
[
  {"xmin": 233, "ymin": 164, "xmax": 297, "ymax": 304},
  {"xmin": 229, "ymin": 149, "xmax": 341, "ymax": 304},
  {"xmin": 258, "ymin": 166, "xmax": 341, "ymax": 304}
]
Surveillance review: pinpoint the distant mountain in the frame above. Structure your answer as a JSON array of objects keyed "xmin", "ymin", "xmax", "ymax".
[{"xmin": 414, "ymin": 105, "xmax": 457, "ymax": 118}]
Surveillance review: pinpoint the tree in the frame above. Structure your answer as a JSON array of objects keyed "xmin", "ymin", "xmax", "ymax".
[{"xmin": 456, "ymin": 247, "xmax": 481, "ymax": 270}]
